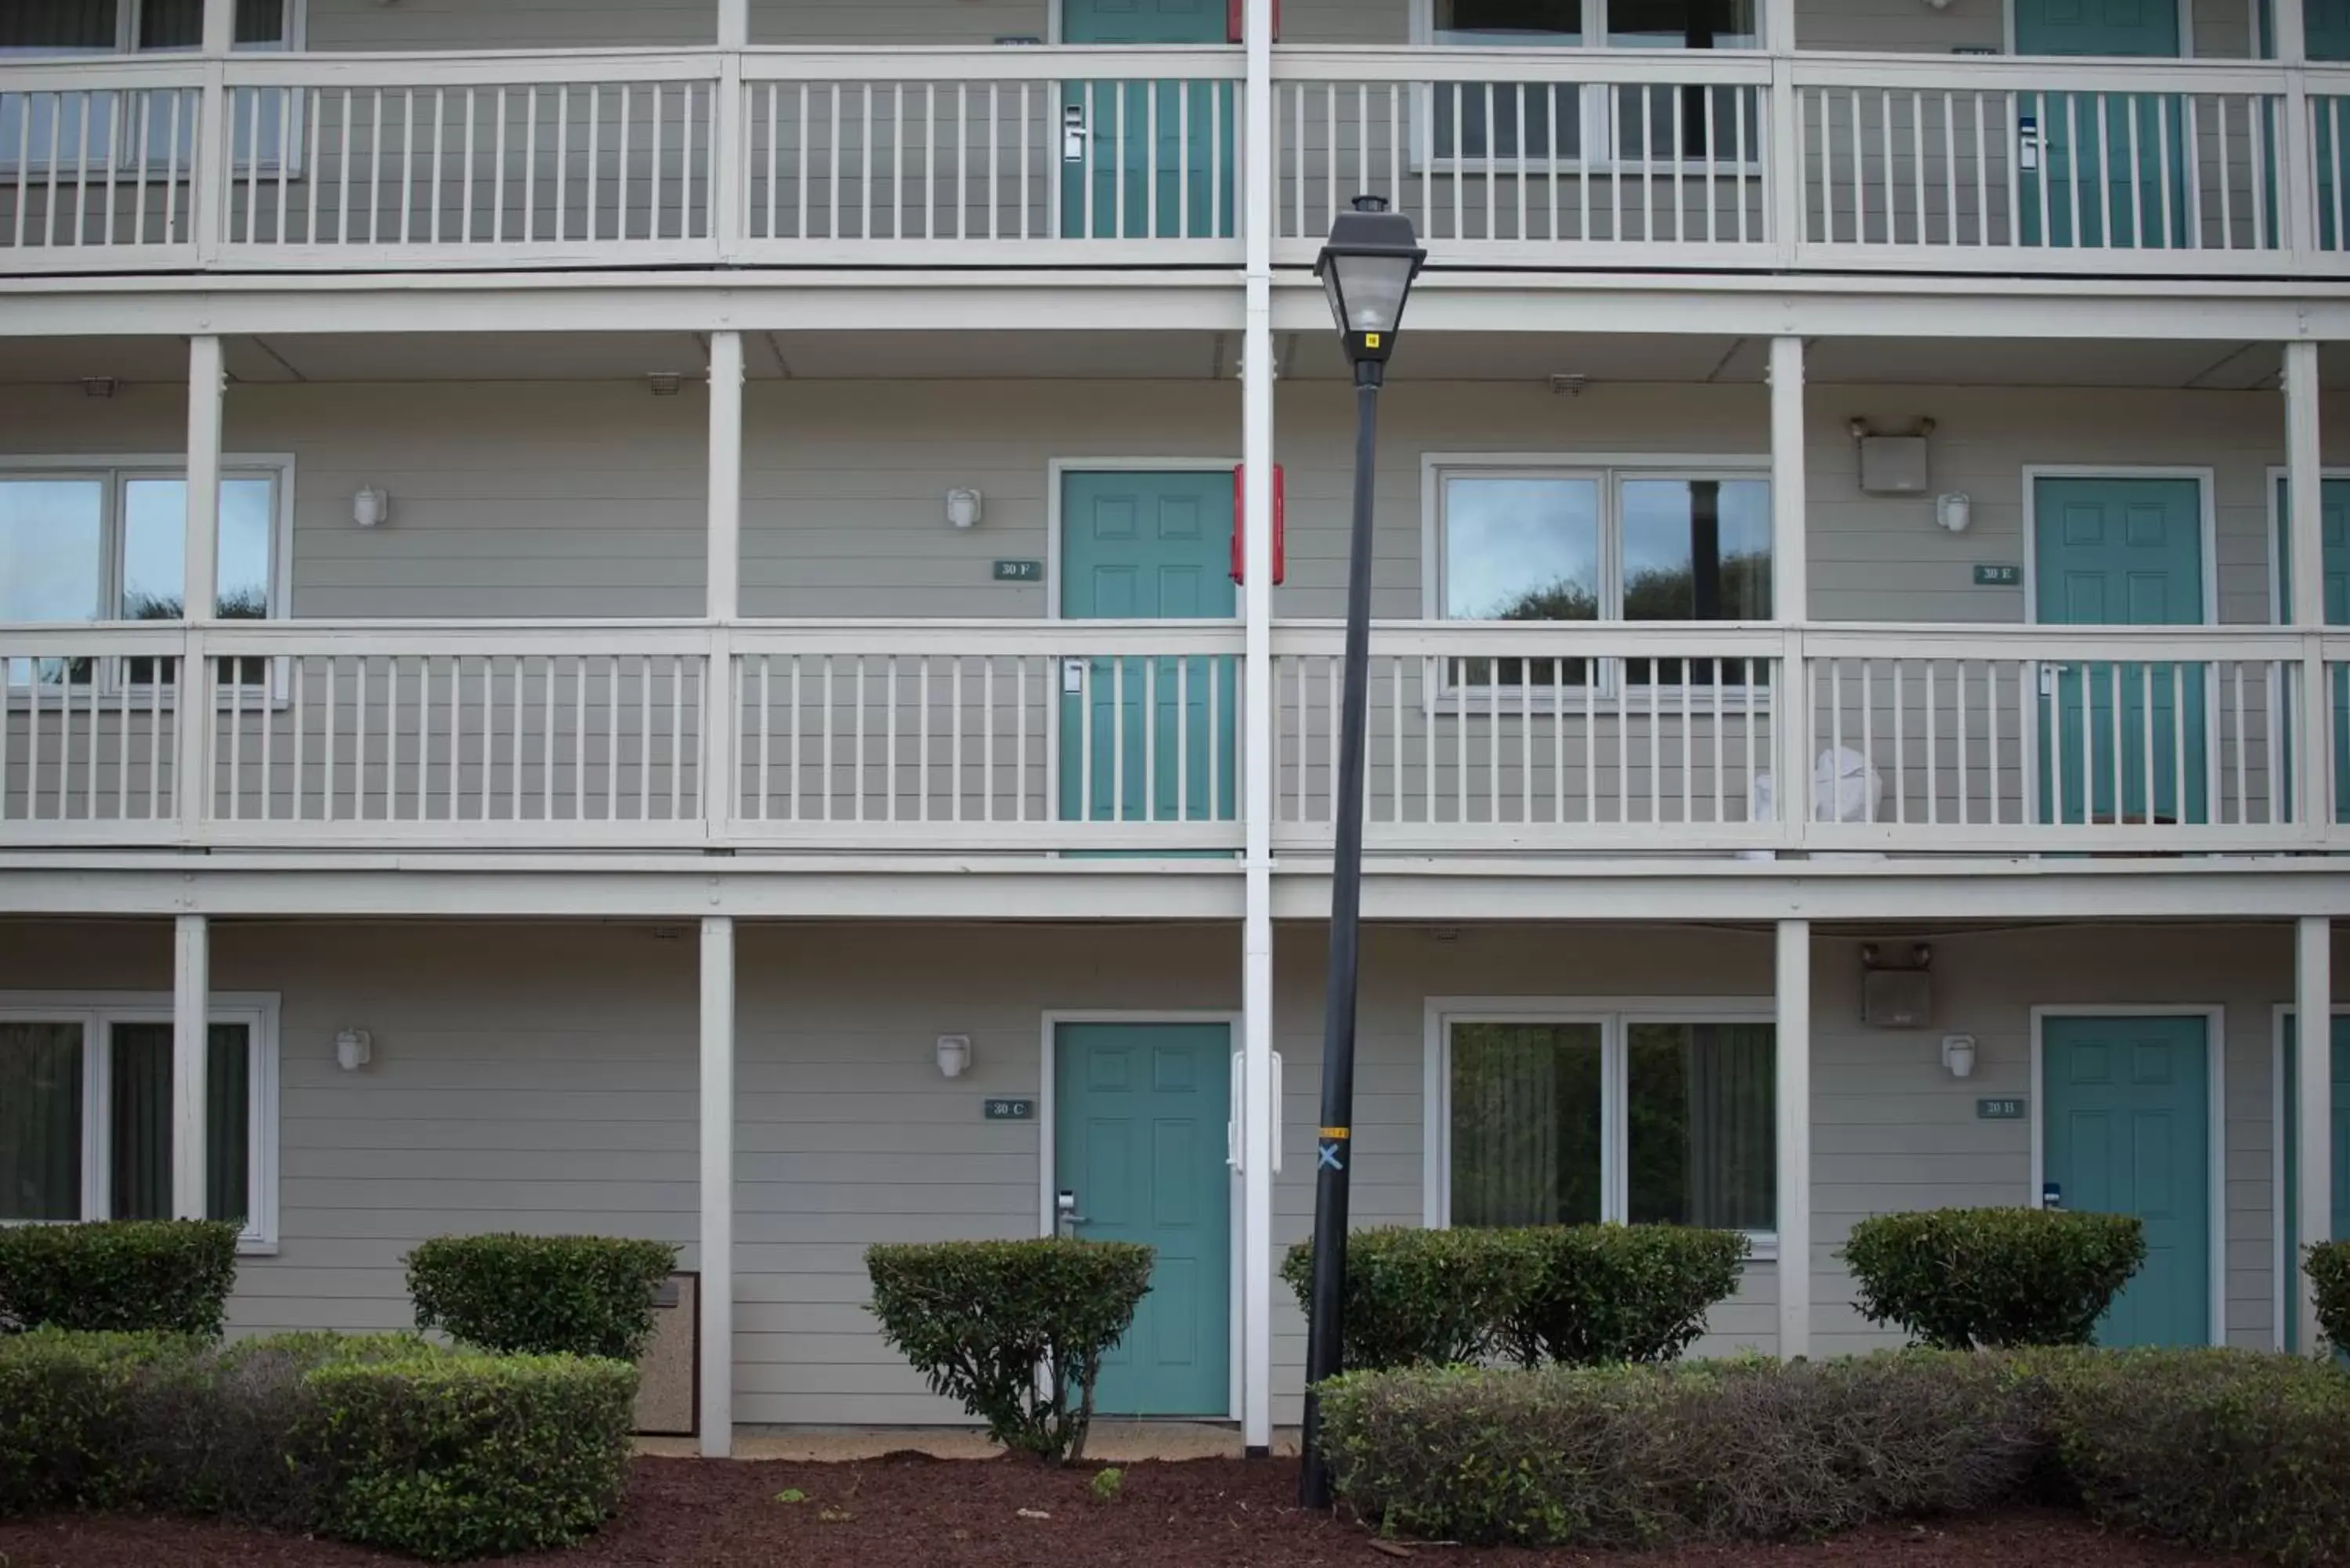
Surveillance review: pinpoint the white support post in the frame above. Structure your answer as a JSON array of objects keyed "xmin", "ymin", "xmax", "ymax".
[
  {"xmin": 1775, "ymin": 919, "xmax": 1812, "ymax": 1360},
  {"xmin": 1238, "ymin": 0, "xmax": 1278, "ymax": 1461},
  {"xmin": 2296, "ymin": 917, "xmax": 2334, "ymax": 1356},
  {"xmin": 1770, "ymin": 337, "xmax": 1808, "ymax": 847},
  {"xmin": 713, "ymin": 0, "xmax": 747, "ymax": 258},
  {"xmin": 1764, "ymin": 0, "xmax": 1799, "ymax": 262},
  {"xmin": 193, "ymin": 0, "xmax": 233, "ymax": 262},
  {"xmin": 698, "ymin": 916, "xmax": 736, "ymax": 1456},
  {"xmin": 172, "ymin": 914, "xmax": 210, "ymax": 1221},
  {"xmin": 2287, "ymin": 341, "xmax": 2330, "ymax": 839},
  {"xmin": 175, "ymin": 335, "xmax": 226, "ymax": 829},
  {"xmin": 703, "ymin": 332, "xmax": 744, "ymax": 835}
]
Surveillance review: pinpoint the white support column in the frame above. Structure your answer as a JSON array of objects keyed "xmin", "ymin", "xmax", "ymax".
[
  {"xmin": 172, "ymin": 914, "xmax": 210, "ymax": 1220},
  {"xmin": 698, "ymin": 916, "xmax": 736, "ymax": 1456},
  {"xmin": 712, "ymin": 0, "xmax": 747, "ymax": 258},
  {"xmin": 707, "ymin": 331, "xmax": 745, "ymax": 621},
  {"xmin": 1775, "ymin": 919, "xmax": 1812, "ymax": 1360},
  {"xmin": 2286, "ymin": 341, "xmax": 2330, "ymax": 840},
  {"xmin": 1238, "ymin": 0, "xmax": 1278, "ymax": 1461},
  {"xmin": 2297, "ymin": 917, "xmax": 2334, "ymax": 1356},
  {"xmin": 193, "ymin": 0, "xmax": 233, "ymax": 262},
  {"xmin": 1770, "ymin": 337, "xmax": 1809, "ymax": 847},
  {"xmin": 185, "ymin": 334, "xmax": 224, "ymax": 623}
]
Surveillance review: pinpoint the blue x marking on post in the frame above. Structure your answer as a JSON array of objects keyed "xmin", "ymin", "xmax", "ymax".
[{"xmin": 1318, "ymin": 1143, "xmax": 1345, "ymax": 1172}]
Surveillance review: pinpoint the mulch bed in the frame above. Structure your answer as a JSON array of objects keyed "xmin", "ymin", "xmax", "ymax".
[{"xmin": 0, "ymin": 1454, "xmax": 2259, "ymax": 1567}]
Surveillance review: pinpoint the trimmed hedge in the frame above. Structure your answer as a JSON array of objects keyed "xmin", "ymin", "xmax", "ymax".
[
  {"xmin": 866, "ymin": 1238, "xmax": 1153, "ymax": 1462},
  {"xmin": 0, "ymin": 1220, "xmax": 240, "ymax": 1339},
  {"xmin": 2307, "ymin": 1240, "xmax": 2350, "ymax": 1355},
  {"xmin": 302, "ymin": 1353, "xmax": 638, "ymax": 1561},
  {"xmin": 1502, "ymin": 1224, "xmax": 1750, "ymax": 1367},
  {"xmin": 1842, "ymin": 1208, "xmax": 2146, "ymax": 1348},
  {"xmin": 407, "ymin": 1233, "xmax": 678, "ymax": 1361},
  {"xmin": 1315, "ymin": 1347, "xmax": 2350, "ymax": 1567},
  {"xmin": 2043, "ymin": 1348, "xmax": 2350, "ymax": 1568},
  {"xmin": 1315, "ymin": 1353, "xmax": 2045, "ymax": 1548},
  {"xmin": 0, "ymin": 1329, "xmax": 636, "ymax": 1563},
  {"xmin": 1281, "ymin": 1224, "xmax": 1748, "ymax": 1373}
]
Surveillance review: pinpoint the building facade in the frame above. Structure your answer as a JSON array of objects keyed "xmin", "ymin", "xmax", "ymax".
[{"xmin": 2, "ymin": 0, "xmax": 2348, "ymax": 1454}]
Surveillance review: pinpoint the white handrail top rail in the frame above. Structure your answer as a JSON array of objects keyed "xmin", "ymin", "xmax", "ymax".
[
  {"xmin": 741, "ymin": 45, "xmax": 1246, "ymax": 81},
  {"xmin": 1271, "ymin": 45, "xmax": 1772, "ymax": 85},
  {"xmin": 0, "ymin": 56, "xmax": 207, "ymax": 90},
  {"xmin": 222, "ymin": 50, "xmax": 723, "ymax": 87},
  {"xmin": 1790, "ymin": 51, "xmax": 2289, "ymax": 95}
]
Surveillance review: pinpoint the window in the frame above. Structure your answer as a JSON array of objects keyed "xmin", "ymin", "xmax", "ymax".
[
  {"xmin": 1435, "ymin": 463, "xmax": 1770, "ymax": 685},
  {"xmin": 1421, "ymin": 0, "xmax": 1755, "ymax": 51},
  {"xmin": 1, "ymin": 3, "xmax": 298, "ymax": 173},
  {"xmin": 1438, "ymin": 1007, "xmax": 1774, "ymax": 1238},
  {"xmin": 0, "ymin": 995, "xmax": 278, "ymax": 1251},
  {"xmin": 0, "ymin": 462, "xmax": 286, "ymax": 686}
]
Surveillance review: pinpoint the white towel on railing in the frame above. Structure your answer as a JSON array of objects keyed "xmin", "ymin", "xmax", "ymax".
[{"xmin": 1742, "ymin": 746, "xmax": 1885, "ymax": 860}]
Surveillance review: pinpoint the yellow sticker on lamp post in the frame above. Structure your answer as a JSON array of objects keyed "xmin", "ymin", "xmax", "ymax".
[{"xmin": 1364, "ymin": 333, "xmax": 1381, "ymax": 349}]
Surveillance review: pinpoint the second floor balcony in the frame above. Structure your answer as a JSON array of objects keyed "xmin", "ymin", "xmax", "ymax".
[{"xmin": 5, "ymin": 39, "xmax": 2350, "ymax": 280}]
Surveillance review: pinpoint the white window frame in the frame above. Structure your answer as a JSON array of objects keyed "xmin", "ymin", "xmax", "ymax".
[
  {"xmin": 1423, "ymin": 995, "xmax": 1778, "ymax": 1258},
  {"xmin": 0, "ymin": 1, "xmax": 305, "ymax": 57},
  {"xmin": 0, "ymin": 453, "xmax": 296, "ymax": 697},
  {"xmin": 0, "ymin": 990, "xmax": 281, "ymax": 1254},
  {"xmin": 1423, "ymin": 452, "xmax": 1772, "ymax": 699},
  {"xmin": 1411, "ymin": 0, "xmax": 1764, "ymax": 52}
]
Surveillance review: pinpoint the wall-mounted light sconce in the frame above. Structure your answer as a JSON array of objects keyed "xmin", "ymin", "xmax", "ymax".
[
  {"xmin": 1940, "ymin": 1033, "xmax": 1978, "ymax": 1078},
  {"xmin": 83, "ymin": 377, "xmax": 118, "ymax": 399},
  {"xmin": 335, "ymin": 1029, "xmax": 374, "ymax": 1072},
  {"xmin": 352, "ymin": 486, "xmax": 391, "ymax": 529},
  {"xmin": 647, "ymin": 372, "xmax": 683, "ymax": 396},
  {"xmin": 935, "ymin": 1034, "xmax": 973, "ymax": 1078},
  {"xmin": 1934, "ymin": 493, "xmax": 1972, "ymax": 533},
  {"xmin": 946, "ymin": 489, "xmax": 985, "ymax": 530}
]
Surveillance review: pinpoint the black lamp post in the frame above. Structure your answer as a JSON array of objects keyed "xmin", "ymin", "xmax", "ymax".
[{"xmin": 1300, "ymin": 194, "xmax": 1423, "ymax": 1512}]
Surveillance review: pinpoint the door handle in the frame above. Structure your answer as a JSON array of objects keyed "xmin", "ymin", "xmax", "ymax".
[{"xmin": 1063, "ymin": 104, "xmax": 1087, "ymax": 162}]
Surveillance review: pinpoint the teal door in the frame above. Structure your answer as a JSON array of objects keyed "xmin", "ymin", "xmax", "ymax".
[
  {"xmin": 1059, "ymin": 470, "xmax": 1238, "ymax": 828},
  {"xmin": 1061, "ymin": 0, "xmax": 1235, "ymax": 240},
  {"xmin": 1054, "ymin": 1021, "xmax": 1232, "ymax": 1417},
  {"xmin": 2034, "ymin": 476, "xmax": 2208, "ymax": 826},
  {"xmin": 2042, "ymin": 1014, "xmax": 2212, "ymax": 1347},
  {"xmin": 2280, "ymin": 1013, "xmax": 2350, "ymax": 1352},
  {"xmin": 2273, "ymin": 477, "xmax": 2350, "ymax": 822},
  {"xmin": 2015, "ymin": 0, "xmax": 2185, "ymax": 249}
]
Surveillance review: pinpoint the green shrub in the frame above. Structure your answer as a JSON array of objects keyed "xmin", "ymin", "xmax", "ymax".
[
  {"xmin": 1280, "ymin": 1227, "xmax": 1542, "ymax": 1371},
  {"xmin": 2042, "ymin": 1347, "xmax": 2350, "ymax": 1568},
  {"xmin": 406, "ymin": 1233, "xmax": 678, "ymax": 1360},
  {"xmin": 2305, "ymin": 1241, "xmax": 2350, "ymax": 1355},
  {"xmin": 0, "ymin": 1221, "xmax": 240, "ymax": 1339},
  {"xmin": 301, "ymin": 1352, "xmax": 638, "ymax": 1562},
  {"xmin": 0, "ymin": 1329, "xmax": 204, "ymax": 1516},
  {"xmin": 865, "ymin": 1238, "xmax": 1153, "ymax": 1462},
  {"xmin": 1502, "ymin": 1225, "xmax": 1751, "ymax": 1367},
  {"xmin": 1314, "ymin": 1353, "xmax": 2044, "ymax": 1548},
  {"xmin": 1842, "ymin": 1208, "xmax": 2146, "ymax": 1349}
]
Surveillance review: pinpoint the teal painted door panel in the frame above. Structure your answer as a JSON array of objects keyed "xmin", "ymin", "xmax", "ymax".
[
  {"xmin": 2269, "ymin": 478, "xmax": 2350, "ymax": 822},
  {"xmin": 2033, "ymin": 477, "xmax": 2207, "ymax": 826},
  {"xmin": 2314, "ymin": 0, "xmax": 2350, "ymax": 59},
  {"xmin": 1061, "ymin": 0, "xmax": 1234, "ymax": 240},
  {"xmin": 2043, "ymin": 1014, "xmax": 2211, "ymax": 1347},
  {"xmin": 2280, "ymin": 1014, "xmax": 2350, "ymax": 1352},
  {"xmin": 1054, "ymin": 1021, "xmax": 1232, "ymax": 1417},
  {"xmin": 2014, "ymin": 0, "xmax": 2185, "ymax": 251},
  {"xmin": 1059, "ymin": 470, "xmax": 1238, "ymax": 827}
]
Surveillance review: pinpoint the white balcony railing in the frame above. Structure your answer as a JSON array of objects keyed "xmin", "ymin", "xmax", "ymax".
[
  {"xmin": 6, "ymin": 45, "xmax": 2350, "ymax": 276},
  {"xmin": 3, "ymin": 619, "xmax": 2341, "ymax": 860}
]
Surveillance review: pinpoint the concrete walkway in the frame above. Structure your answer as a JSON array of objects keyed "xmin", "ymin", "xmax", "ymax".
[{"xmin": 638, "ymin": 1423, "xmax": 1303, "ymax": 1461}]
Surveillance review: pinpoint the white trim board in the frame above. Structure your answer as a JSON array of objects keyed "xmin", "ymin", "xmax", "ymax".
[
  {"xmin": 1037, "ymin": 1008, "xmax": 1246, "ymax": 1423},
  {"xmin": 2028, "ymin": 1003, "xmax": 2228, "ymax": 1348},
  {"xmin": 1420, "ymin": 994, "xmax": 1781, "ymax": 1260},
  {"xmin": 0, "ymin": 988, "xmax": 281, "ymax": 1254}
]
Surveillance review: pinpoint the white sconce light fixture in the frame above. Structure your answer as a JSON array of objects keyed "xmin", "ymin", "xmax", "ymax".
[
  {"xmin": 935, "ymin": 1034, "xmax": 973, "ymax": 1079},
  {"xmin": 335, "ymin": 1029, "xmax": 374, "ymax": 1072},
  {"xmin": 352, "ymin": 486, "xmax": 390, "ymax": 529},
  {"xmin": 946, "ymin": 489, "xmax": 985, "ymax": 530},
  {"xmin": 1934, "ymin": 493, "xmax": 1972, "ymax": 533},
  {"xmin": 1940, "ymin": 1033, "xmax": 1978, "ymax": 1079}
]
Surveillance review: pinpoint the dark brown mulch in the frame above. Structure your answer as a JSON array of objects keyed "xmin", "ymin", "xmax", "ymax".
[{"xmin": 0, "ymin": 1455, "xmax": 2261, "ymax": 1568}]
